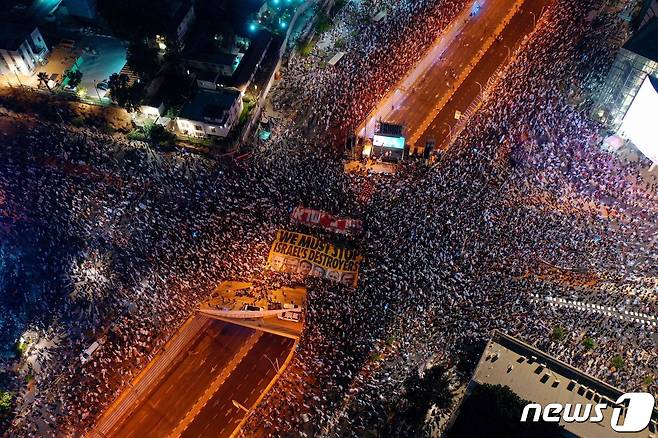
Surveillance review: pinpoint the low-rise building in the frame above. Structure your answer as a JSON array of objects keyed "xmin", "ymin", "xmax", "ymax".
[
  {"xmin": 189, "ymin": 68, "xmax": 223, "ymax": 90},
  {"xmin": 176, "ymin": 88, "xmax": 243, "ymax": 138},
  {"xmin": 139, "ymin": 96, "xmax": 166, "ymax": 119},
  {"xmin": 0, "ymin": 23, "xmax": 49, "ymax": 76},
  {"xmin": 184, "ymin": 51, "xmax": 242, "ymax": 77}
]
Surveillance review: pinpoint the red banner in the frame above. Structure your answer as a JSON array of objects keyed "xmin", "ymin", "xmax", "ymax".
[{"xmin": 291, "ymin": 207, "xmax": 363, "ymax": 235}]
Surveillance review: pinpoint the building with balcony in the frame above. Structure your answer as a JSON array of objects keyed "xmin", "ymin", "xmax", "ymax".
[{"xmin": 0, "ymin": 23, "xmax": 49, "ymax": 77}]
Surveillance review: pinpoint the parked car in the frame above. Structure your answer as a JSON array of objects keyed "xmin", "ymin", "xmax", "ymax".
[{"xmin": 242, "ymin": 304, "xmax": 263, "ymax": 312}]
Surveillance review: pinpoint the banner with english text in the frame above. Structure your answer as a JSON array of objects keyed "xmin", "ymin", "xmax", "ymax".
[{"xmin": 266, "ymin": 229, "xmax": 361, "ymax": 288}]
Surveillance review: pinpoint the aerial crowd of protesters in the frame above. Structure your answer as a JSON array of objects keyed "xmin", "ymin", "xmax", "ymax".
[{"xmin": 0, "ymin": 0, "xmax": 657, "ymax": 436}]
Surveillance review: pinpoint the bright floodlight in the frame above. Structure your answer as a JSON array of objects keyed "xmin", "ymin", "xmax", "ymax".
[{"xmin": 620, "ymin": 75, "xmax": 658, "ymax": 164}]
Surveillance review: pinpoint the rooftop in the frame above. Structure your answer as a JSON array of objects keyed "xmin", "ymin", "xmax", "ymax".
[
  {"xmin": 184, "ymin": 50, "xmax": 240, "ymax": 68},
  {"xmin": 179, "ymin": 88, "xmax": 241, "ymax": 125},
  {"xmin": 469, "ymin": 331, "xmax": 658, "ymax": 437},
  {"xmin": 230, "ymin": 29, "xmax": 273, "ymax": 90}
]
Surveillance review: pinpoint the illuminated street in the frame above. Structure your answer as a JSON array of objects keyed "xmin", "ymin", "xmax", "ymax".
[
  {"xmin": 358, "ymin": 0, "xmax": 521, "ymax": 144},
  {"xmin": 93, "ymin": 317, "xmax": 293, "ymax": 438}
]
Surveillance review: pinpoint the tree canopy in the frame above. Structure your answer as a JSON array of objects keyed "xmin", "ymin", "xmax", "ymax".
[
  {"xmin": 382, "ymin": 364, "xmax": 453, "ymax": 435},
  {"xmin": 127, "ymin": 40, "xmax": 160, "ymax": 80},
  {"xmin": 108, "ymin": 73, "xmax": 145, "ymax": 112},
  {"xmin": 64, "ymin": 70, "xmax": 83, "ymax": 89},
  {"xmin": 143, "ymin": 123, "xmax": 176, "ymax": 149},
  {"xmin": 447, "ymin": 384, "xmax": 563, "ymax": 438},
  {"xmin": 0, "ymin": 390, "xmax": 13, "ymax": 414}
]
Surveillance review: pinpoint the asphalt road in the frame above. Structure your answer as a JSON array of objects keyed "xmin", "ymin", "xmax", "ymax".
[
  {"xmin": 360, "ymin": 0, "xmax": 520, "ymax": 142},
  {"xmin": 108, "ymin": 320, "xmax": 254, "ymax": 438},
  {"xmin": 180, "ymin": 333, "xmax": 295, "ymax": 438},
  {"xmin": 419, "ymin": 0, "xmax": 555, "ymax": 151}
]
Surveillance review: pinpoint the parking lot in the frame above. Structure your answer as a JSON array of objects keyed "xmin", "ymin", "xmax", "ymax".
[{"xmin": 4, "ymin": 34, "xmax": 126, "ymax": 102}]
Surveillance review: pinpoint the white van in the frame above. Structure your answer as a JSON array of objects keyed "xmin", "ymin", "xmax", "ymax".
[{"xmin": 80, "ymin": 341, "xmax": 100, "ymax": 364}]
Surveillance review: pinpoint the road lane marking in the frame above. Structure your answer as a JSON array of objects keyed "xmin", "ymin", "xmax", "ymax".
[{"xmin": 168, "ymin": 330, "xmax": 263, "ymax": 438}]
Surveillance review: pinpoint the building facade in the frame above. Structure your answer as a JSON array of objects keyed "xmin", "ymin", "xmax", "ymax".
[
  {"xmin": 639, "ymin": 0, "xmax": 658, "ymax": 29},
  {"xmin": 0, "ymin": 25, "xmax": 49, "ymax": 77},
  {"xmin": 592, "ymin": 18, "xmax": 658, "ymax": 130},
  {"xmin": 176, "ymin": 88, "xmax": 243, "ymax": 138}
]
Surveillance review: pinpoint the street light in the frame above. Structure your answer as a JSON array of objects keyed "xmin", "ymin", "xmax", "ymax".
[
  {"xmin": 93, "ymin": 80, "xmax": 102, "ymax": 102},
  {"xmin": 12, "ymin": 67, "xmax": 24, "ymax": 87},
  {"xmin": 263, "ymin": 354, "xmax": 280, "ymax": 373},
  {"xmin": 232, "ymin": 399, "xmax": 249, "ymax": 413},
  {"xmin": 475, "ymin": 81, "xmax": 483, "ymax": 95},
  {"xmin": 530, "ymin": 11, "xmax": 536, "ymax": 27},
  {"xmin": 504, "ymin": 45, "xmax": 511, "ymax": 61},
  {"xmin": 441, "ymin": 122, "xmax": 452, "ymax": 138}
]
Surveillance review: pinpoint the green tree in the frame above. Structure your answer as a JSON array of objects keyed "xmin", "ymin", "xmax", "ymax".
[
  {"xmin": 127, "ymin": 40, "xmax": 160, "ymax": 80},
  {"xmin": 14, "ymin": 340, "xmax": 28, "ymax": 357},
  {"xmin": 37, "ymin": 72, "xmax": 51, "ymax": 91},
  {"xmin": 0, "ymin": 390, "xmax": 13, "ymax": 415},
  {"xmin": 582, "ymin": 336, "xmax": 596, "ymax": 350},
  {"xmin": 64, "ymin": 70, "xmax": 83, "ymax": 89},
  {"xmin": 97, "ymin": 0, "xmax": 170, "ymax": 40},
  {"xmin": 400, "ymin": 365, "xmax": 453, "ymax": 428},
  {"xmin": 315, "ymin": 13, "xmax": 331, "ymax": 34},
  {"xmin": 108, "ymin": 73, "xmax": 145, "ymax": 112},
  {"xmin": 143, "ymin": 123, "xmax": 176, "ymax": 149},
  {"xmin": 611, "ymin": 355, "xmax": 625, "ymax": 371},
  {"xmin": 550, "ymin": 325, "xmax": 566, "ymax": 342},
  {"xmin": 447, "ymin": 384, "xmax": 563, "ymax": 438}
]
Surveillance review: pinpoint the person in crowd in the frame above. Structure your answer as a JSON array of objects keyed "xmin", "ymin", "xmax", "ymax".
[{"xmin": 1, "ymin": 0, "xmax": 655, "ymax": 436}]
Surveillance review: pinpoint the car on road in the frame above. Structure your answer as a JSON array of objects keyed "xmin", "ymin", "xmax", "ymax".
[{"xmin": 242, "ymin": 304, "xmax": 263, "ymax": 312}]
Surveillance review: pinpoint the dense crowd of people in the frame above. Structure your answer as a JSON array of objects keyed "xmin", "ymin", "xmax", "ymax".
[
  {"xmin": 247, "ymin": 0, "xmax": 658, "ymax": 435},
  {"xmin": 272, "ymin": 0, "xmax": 469, "ymax": 142},
  {"xmin": 1, "ymin": 0, "xmax": 657, "ymax": 436}
]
